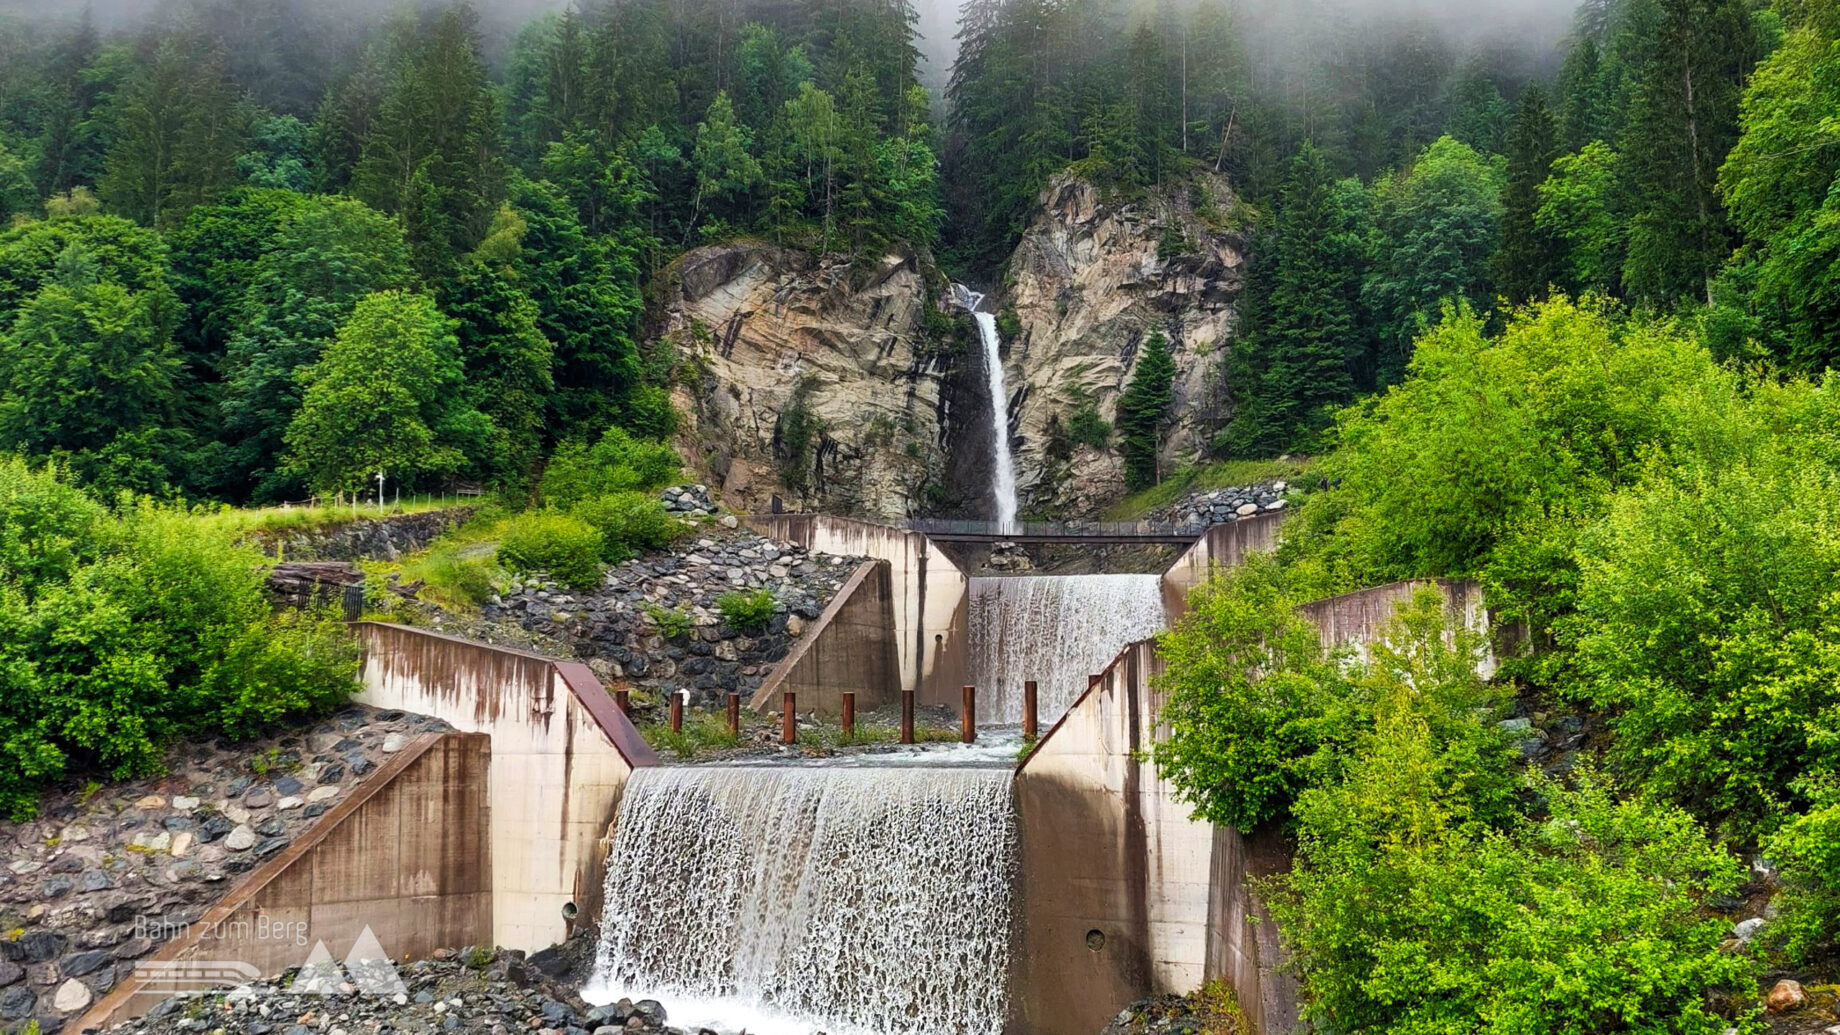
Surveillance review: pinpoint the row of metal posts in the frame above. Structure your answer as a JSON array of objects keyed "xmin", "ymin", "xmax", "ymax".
[{"xmin": 616, "ymin": 681, "xmax": 1046, "ymax": 746}]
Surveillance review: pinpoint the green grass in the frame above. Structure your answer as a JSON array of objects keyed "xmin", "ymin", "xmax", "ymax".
[
  {"xmin": 193, "ymin": 495, "xmax": 475, "ymax": 539},
  {"xmin": 645, "ymin": 712, "xmax": 744, "ymax": 757},
  {"xmin": 360, "ymin": 507, "xmax": 515, "ymax": 610},
  {"xmin": 1101, "ymin": 458, "xmax": 1318, "ymax": 520}
]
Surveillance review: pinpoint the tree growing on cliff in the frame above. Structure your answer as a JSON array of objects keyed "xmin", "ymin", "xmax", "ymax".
[{"xmin": 1118, "ymin": 331, "xmax": 1177, "ymax": 490}]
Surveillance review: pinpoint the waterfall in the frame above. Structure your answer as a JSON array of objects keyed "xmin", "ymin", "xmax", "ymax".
[
  {"xmin": 954, "ymin": 286, "xmax": 1019, "ymax": 532},
  {"xmin": 588, "ymin": 766, "xmax": 1017, "ymax": 1035},
  {"xmin": 968, "ymin": 575, "xmax": 1168, "ymax": 725}
]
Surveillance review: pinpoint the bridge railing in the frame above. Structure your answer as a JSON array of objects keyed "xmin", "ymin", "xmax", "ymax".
[{"xmin": 903, "ymin": 517, "xmax": 1209, "ymax": 539}]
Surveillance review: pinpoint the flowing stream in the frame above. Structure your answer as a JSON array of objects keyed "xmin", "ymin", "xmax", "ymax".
[
  {"xmin": 954, "ymin": 286, "xmax": 1019, "ymax": 532},
  {"xmin": 967, "ymin": 574, "xmax": 1169, "ymax": 725},
  {"xmin": 587, "ymin": 766, "xmax": 1017, "ymax": 1035}
]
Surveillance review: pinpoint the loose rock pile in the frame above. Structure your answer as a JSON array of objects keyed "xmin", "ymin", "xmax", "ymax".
[
  {"xmin": 657, "ymin": 485, "xmax": 715, "ymax": 517},
  {"xmin": 0, "ymin": 707, "xmax": 449, "ymax": 1033},
  {"xmin": 483, "ymin": 531, "xmax": 868, "ymax": 707},
  {"xmin": 1152, "ymin": 483, "xmax": 1292, "ymax": 530},
  {"xmin": 104, "ymin": 948, "xmax": 705, "ymax": 1035}
]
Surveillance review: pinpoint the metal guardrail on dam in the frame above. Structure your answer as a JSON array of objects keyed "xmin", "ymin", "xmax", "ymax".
[{"xmin": 902, "ymin": 517, "xmax": 1207, "ymax": 545}]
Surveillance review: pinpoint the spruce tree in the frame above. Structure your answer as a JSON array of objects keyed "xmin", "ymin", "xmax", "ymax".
[
  {"xmin": 1495, "ymin": 85, "xmax": 1565, "ymax": 306},
  {"xmin": 1618, "ymin": 0, "xmax": 1756, "ymax": 305},
  {"xmin": 1226, "ymin": 142, "xmax": 1363, "ymax": 458},
  {"xmin": 350, "ymin": 5, "xmax": 508, "ymax": 279},
  {"xmin": 99, "ymin": 35, "xmax": 248, "ymax": 230},
  {"xmin": 1117, "ymin": 330, "xmax": 1177, "ymax": 491}
]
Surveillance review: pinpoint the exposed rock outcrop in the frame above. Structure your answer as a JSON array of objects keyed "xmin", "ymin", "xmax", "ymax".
[
  {"xmin": 1000, "ymin": 172, "xmax": 1248, "ymax": 516},
  {"xmin": 658, "ymin": 243, "xmax": 966, "ymax": 523}
]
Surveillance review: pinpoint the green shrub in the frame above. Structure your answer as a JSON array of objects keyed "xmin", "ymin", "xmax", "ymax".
[
  {"xmin": 0, "ymin": 466, "xmax": 362, "ymax": 820},
  {"xmin": 1274, "ymin": 773, "xmax": 1754, "ymax": 1035},
  {"xmin": 717, "ymin": 588, "xmax": 777, "ymax": 634},
  {"xmin": 539, "ymin": 426, "xmax": 680, "ymax": 510},
  {"xmin": 640, "ymin": 601, "xmax": 694, "ymax": 639},
  {"xmin": 1153, "ymin": 555, "xmax": 1352, "ymax": 830},
  {"xmin": 1565, "ymin": 375, "xmax": 1840, "ymax": 838},
  {"xmin": 571, "ymin": 491, "xmax": 679, "ymax": 563},
  {"xmin": 1067, "ymin": 399, "xmax": 1111, "ymax": 450},
  {"xmin": 497, "ymin": 512, "xmax": 604, "ymax": 589},
  {"xmin": 1765, "ymin": 776, "xmax": 1840, "ymax": 964}
]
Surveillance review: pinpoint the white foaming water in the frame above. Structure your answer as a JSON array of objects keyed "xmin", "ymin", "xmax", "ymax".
[
  {"xmin": 586, "ymin": 766, "xmax": 1017, "ymax": 1035},
  {"xmin": 968, "ymin": 575, "xmax": 1169, "ymax": 725},
  {"xmin": 954, "ymin": 285, "xmax": 1019, "ymax": 533}
]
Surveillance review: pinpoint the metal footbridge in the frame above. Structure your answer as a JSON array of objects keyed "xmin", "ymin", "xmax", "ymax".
[{"xmin": 902, "ymin": 518, "xmax": 1206, "ymax": 546}]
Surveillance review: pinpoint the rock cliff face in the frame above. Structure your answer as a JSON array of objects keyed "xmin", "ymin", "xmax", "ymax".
[
  {"xmin": 999, "ymin": 172, "xmax": 1248, "ymax": 516},
  {"xmin": 657, "ymin": 243, "xmax": 971, "ymax": 523}
]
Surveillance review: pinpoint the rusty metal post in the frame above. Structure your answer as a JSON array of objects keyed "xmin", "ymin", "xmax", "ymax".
[
  {"xmin": 614, "ymin": 689, "xmax": 630, "ymax": 716},
  {"xmin": 1023, "ymin": 680, "xmax": 1039, "ymax": 739},
  {"xmin": 962, "ymin": 685, "xmax": 977, "ymax": 743},
  {"xmin": 668, "ymin": 692, "xmax": 683, "ymax": 733},
  {"xmin": 782, "ymin": 691, "xmax": 797, "ymax": 744},
  {"xmin": 900, "ymin": 690, "xmax": 915, "ymax": 744},
  {"xmin": 727, "ymin": 692, "xmax": 741, "ymax": 736},
  {"xmin": 842, "ymin": 692, "xmax": 856, "ymax": 741}
]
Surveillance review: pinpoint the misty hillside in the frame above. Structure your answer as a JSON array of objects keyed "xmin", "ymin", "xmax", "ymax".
[{"xmin": 0, "ymin": 0, "xmax": 1838, "ymax": 1031}]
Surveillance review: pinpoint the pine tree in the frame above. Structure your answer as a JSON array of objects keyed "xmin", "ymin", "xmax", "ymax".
[
  {"xmin": 1495, "ymin": 85, "xmax": 1565, "ymax": 305},
  {"xmin": 1117, "ymin": 330, "xmax": 1177, "ymax": 491},
  {"xmin": 350, "ymin": 5, "xmax": 508, "ymax": 278},
  {"xmin": 99, "ymin": 35, "xmax": 248, "ymax": 229},
  {"xmin": 1618, "ymin": 0, "xmax": 1756, "ymax": 305},
  {"xmin": 1226, "ymin": 142, "xmax": 1363, "ymax": 458}
]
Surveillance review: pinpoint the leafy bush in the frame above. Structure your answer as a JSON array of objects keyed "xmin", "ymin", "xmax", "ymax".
[
  {"xmin": 1288, "ymin": 298, "xmax": 1723, "ymax": 660},
  {"xmin": 496, "ymin": 512, "xmax": 604, "ymax": 589},
  {"xmin": 539, "ymin": 426, "xmax": 681, "ymax": 510},
  {"xmin": 0, "ymin": 462, "xmax": 361, "ymax": 820},
  {"xmin": 1566, "ymin": 375, "xmax": 1840, "ymax": 837},
  {"xmin": 1066, "ymin": 399, "xmax": 1111, "ymax": 450},
  {"xmin": 640, "ymin": 601, "xmax": 694, "ymax": 640},
  {"xmin": 1154, "ymin": 556, "xmax": 1352, "ymax": 830},
  {"xmin": 717, "ymin": 588, "xmax": 777, "ymax": 634},
  {"xmin": 1765, "ymin": 776, "xmax": 1840, "ymax": 964},
  {"xmin": 571, "ymin": 491, "xmax": 679, "ymax": 563},
  {"xmin": 1274, "ymin": 774, "xmax": 1754, "ymax": 1035}
]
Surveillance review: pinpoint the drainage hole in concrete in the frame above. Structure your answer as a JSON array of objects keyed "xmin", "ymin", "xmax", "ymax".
[{"xmin": 1086, "ymin": 929, "xmax": 1105, "ymax": 951}]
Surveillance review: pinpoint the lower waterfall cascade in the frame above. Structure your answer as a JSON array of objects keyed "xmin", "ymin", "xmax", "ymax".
[
  {"xmin": 587, "ymin": 766, "xmax": 1018, "ymax": 1035},
  {"xmin": 967, "ymin": 574, "xmax": 1169, "ymax": 725}
]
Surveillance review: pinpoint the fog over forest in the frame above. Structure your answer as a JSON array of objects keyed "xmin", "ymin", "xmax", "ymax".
[{"xmin": 0, "ymin": 0, "xmax": 1583, "ymax": 87}]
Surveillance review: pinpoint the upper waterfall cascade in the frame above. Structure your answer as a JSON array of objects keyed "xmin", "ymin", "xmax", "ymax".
[
  {"xmin": 588, "ymin": 765, "xmax": 1018, "ymax": 1035},
  {"xmin": 968, "ymin": 574, "xmax": 1169, "ymax": 725},
  {"xmin": 954, "ymin": 286, "xmax": 1019, "ymax": 532}
]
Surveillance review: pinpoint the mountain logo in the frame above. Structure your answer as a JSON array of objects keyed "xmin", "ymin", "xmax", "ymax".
[{"xmin": 290, "ymin": 926, "xmax": 406, "ymax": 996}]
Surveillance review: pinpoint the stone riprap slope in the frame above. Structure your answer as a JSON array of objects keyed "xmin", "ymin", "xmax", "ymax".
[
  {"xmin": 248, "ymin": 509, "xmax": 475, "ymax": 563},
  {"xmin": 0, "ymin": 707, "xmax": 449, "ymax": 1034},
  {"xmin": 1148, "ymin": 482, "xmax": 1294, "ymax": 529},
  {"xmin": 482, "ymin": 530, "xmax": 869, "ymax": 707},
  {"xmin": 104, "ymin": 948, "xmax": 697, "ymax": 1035}
]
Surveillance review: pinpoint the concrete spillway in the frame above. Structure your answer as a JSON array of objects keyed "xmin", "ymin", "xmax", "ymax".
[
  {"xmin": 588, "ymin": 766, "xmax": 1017, "ymax": 1035},
  {"xmin": 968, "ymin": 574, "xmax": 1168, "ymax": 725}
]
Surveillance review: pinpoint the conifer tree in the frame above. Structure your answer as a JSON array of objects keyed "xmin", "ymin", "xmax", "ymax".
[
  {"xmin": 1495, "ymin": 85, "xmax": 1565, "ymax": 305},
  {"xmin": 1117, "ymin": 330, "xmax": 1177, "ymax": 491},
  {"xmin": 350, "ymin": 5, "xmax": 508, "ymax": 278},
  {"xmin": 99, "ymin": 35, "xmax": 248, "ymax": 229},
  {"xmin": 1618, "ymin": 0, "xmax": 1756, "ymax": 305},
  {"xmin": 1226, "ymin": 143, "xmax": 1363, "ymax": 458}
]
